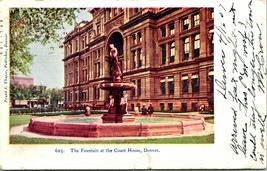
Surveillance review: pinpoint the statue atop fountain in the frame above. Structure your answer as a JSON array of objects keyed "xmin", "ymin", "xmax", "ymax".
[
  {"xmin": 99, "ymin": 44, "xmax": 136, "ymax": 123},
  {"xmin": 109, "ymin": 44, "xmax": 122, "ymax": 82}
]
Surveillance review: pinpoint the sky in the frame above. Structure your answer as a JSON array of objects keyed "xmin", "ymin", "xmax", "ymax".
[{"xmin": 26, "ymin": 10, "xmax": 92, "ymax": 89}]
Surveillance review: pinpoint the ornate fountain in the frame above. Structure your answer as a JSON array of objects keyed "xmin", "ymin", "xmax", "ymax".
[
  {"xmin": 99, "ymin": 44, "xmax": 136, "ymax": 123},
  {"xmin": 27, "ymin": 46, "xmax": 207, "ymax": 138}
]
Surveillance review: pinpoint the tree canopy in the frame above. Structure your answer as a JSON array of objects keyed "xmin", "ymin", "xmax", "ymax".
[
  {"xmin": 10, "ymin": 8, "xmax": 82, "ymax": 76},
  {"xmin": 10, "ymin": 84, "xmax": 64, "ymax": 107}
]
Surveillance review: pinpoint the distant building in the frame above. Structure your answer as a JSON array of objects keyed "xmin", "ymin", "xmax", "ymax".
[
  {"xmin": 63, "ymin": 8, "xmax": 214, "ymax": 112},
  {"xmin": 10, "ymin": 76, "xmax": 49, "ymax": 108},
  {"xmin": 10, "ymin": 76, "xmax": 34, "ymax": 87}
]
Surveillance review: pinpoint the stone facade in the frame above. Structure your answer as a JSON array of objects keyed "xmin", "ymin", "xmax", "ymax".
[{"xmin": 63, "ymin": 8, "xmax": 214, "ymax": 112}]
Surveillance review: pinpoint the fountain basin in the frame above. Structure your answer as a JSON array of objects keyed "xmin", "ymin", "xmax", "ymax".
[
  {"xmin": 99, "ymin": 82, "xmax": 136, "ymax": 91},
  {"xmin": 28, "ymin": 115, "xmax": 206, "ymax": 138}
]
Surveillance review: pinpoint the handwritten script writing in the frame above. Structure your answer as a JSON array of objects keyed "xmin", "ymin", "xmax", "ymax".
[{"xmin": 215, "ymin": 0, "xmax": 266, "ymax": 166}]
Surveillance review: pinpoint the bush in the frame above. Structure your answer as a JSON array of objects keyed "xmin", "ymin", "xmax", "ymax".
[
  {"xmin": 10, "ymin": 108, "xmax": 78, "ymax": 115},
  {"xmin": 10, "ymin": 108, "xmax": 107, "ymax": 116}
]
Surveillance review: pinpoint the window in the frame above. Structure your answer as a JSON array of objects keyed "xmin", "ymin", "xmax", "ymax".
[
  {"xmin": 94, "ymin": 49, "xmax": 100, "ymax": 59},
  {"xmin": 191, "ymin": 74, "xmax": 199, "ymax": 92},
  {"xmin": 184, "ymin": 37, "xmax": 189, "ymax": 60},
  {"xmin": 169, "ymin": 22, "xmax": 174, "ymax": 35},
  {"xmin": 94, "ymin": 62, "xmax": 100, "ymax": 78},
  {"xmin": 182, "ymin": 75, "xmax": 188, "ymax": 93},
  {"xmin": 69, "ymin": 43, "xmax": 72, "ymax": 54},
  {"xmin": 132, "ymin": 50, "xmax": 136, "ymax": 69},
  {"xmin": 74, "ymin": 91, "xmax": 78, "ymax": 102},
  {"xmin": 74, "ymin": 62, "xmax": 78, "ymax": 83},
  {"xmin": 97, "ymin": 25, "xmax": 101, "ymax": 35},
  {"xmin": 132, "ymin": 80, "xmax": 136, "ymax": 96},
  {"xmin": 81, "ymin": 70, "xmax": 84, "ymax": 82},
  {"xmin": 161, "ymin": 44, "xmax": 166, "ymax": 64},
  {"xmin": 137, "ymin": 79, "xmax": 141, "ymax": 96},
  {"xmin": 183, "ymin": 18, "xmax": 189, "ymax": 30},
  {"xmin": 131, "ymin": 104, "xmax": 134, "ymax": 111},
  {"xmin": 69, "ymin": 92, "xmax": 73, "ymax": 102},
  {"xmin": 93, "ymin": 86, "xmax": 100, "ymax": 99},
  {"xmin": 75, "ymin": 39, "xmax": 78, "ymax": 52},
  {"xmin": 137, "ymin": 32, "xmax": 142, "ymax": 43},
  {"xmin": 160, "ymin": 78, "xmax": 166, "ymax": 95},
  {"xmin": 134, "ymin": 8, "xmax": 140, "ymax": 13},
  {"xmin": 81, "ymin": 69, "xmax": 88, "ymax": 82},
  {"xmin": 161, "ymin": 26, "xmax": 166, "ymax": 38},
  {"xmin": 64, "ymin": 45, "xmax": 67, "ymax": 56},
  {"xmin": 168, "ymin": 77, "xmax": 174, "ymax": 94},
  {"xmin": 85, "ymin": 69, "xmax": 88, "ymax": 81},
  {"xmin": 114, "ymin": 8, "xmax": 118, "ymax": 16},
  {"xmin": 82, "ymin": 91, "xmax": 87, "ymax": 101},
  {"xmin": 209, "ymin": 70, "xmax": 214, "ymax": 92},
  {"xmin": 95, "ymin": 51, "xmax": 98, "ymax": 59},
  {"xmin": 168, "ymin": 103, "xmax": 173, "ymax": 111},
  {"xmin": 209, "ymin": 29, "xmax": 214, "ymax": 53},
  {"xmin": 193, "ymin": 13, "xmax": 200, "ymax": 27},
  {"xmin": 192, "ymin": 103, "xmax": 198, "ymax": 111},
  {"xmin": 183, "ymin": 80, "xmax": 188, "ymax": 92},
  {"xmin": 97, "ymin": 49, "xmax": 101, "ymax": 58},
  {"xmin": 194, "ymin": 34, "xmax": 200, "ymax": 57},
  {"xmin": 137, "ymin": 48, "xmax": 142, "ymax": 68},
  {"xmin": 68, "ymin": 73, "xmax": 72, "ymax": 85},
  {"xmin": 160, "ymin": 103, "xmax": 165, "ymax": 111},
  {"xmin": 210, "ymin": 8, "xmax": 214, "ymax": 19},
  {"xmin": 181, "ymin": 103, "xmax": 187, "ymax": 112},
  {"xmin": 170, "ymin": 42, "xmax": 175, "ymax": 63},
  {"xmin": 132, "ymin": 34, "xmax": 137, "ymax": 45},
  {"xmin": 107, "ymin": 9, "xmax": 111, "ymax": 20},
  {"xmin": 81, "ymin": 35, "xmax": 87, "ymax": 49},
  {"xmin": 130, "ymin": 8, "xmax": 141, "ymax": 17}
]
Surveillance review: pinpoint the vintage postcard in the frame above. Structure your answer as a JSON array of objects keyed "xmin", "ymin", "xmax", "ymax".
[{"xmin": 0, "ymin": 0, "xmax": 266, "ymax": 170}]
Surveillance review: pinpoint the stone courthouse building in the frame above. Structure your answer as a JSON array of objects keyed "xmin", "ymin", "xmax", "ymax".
[{"xmin": 63, "ymin": 8, "xmax": 214, "ymax": 112}]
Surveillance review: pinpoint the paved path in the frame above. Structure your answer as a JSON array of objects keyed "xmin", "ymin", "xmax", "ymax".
[{"xmin": 10, "ymin": 122, "xmax": 214, "ymax": 141}]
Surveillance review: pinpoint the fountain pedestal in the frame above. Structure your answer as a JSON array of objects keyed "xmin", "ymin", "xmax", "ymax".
[
  {"xmin": 99, "ymin": 82, "xmax": 136, "ymax": 123},
  {"xmin": 102, "ymin": 113, "xmax": 135, "ymax": 123},
  {"xmin": 99, "ymin": 44, "xmax": 136, "ymax": 124},
  {"xmin": 102, "ymin": 113, "xmax": 123, "ymax": 123}
]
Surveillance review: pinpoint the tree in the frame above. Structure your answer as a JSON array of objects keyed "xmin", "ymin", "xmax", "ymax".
[
  {"xmin": 10, "ymin": 84, "xmax": 32, "ymax": 107},
  {"xmin": 10, "ymin": 8, "xmax": 83, "ymax": 75},
  {"xmin": 46, "ymin": 88, "xmax": 64, "ymax": 107},
  {"xmin": 10, "ymin": 84, "xmax": 25, "ymax": 102}
]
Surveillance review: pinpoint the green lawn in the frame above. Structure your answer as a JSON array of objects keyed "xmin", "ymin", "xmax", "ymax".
[
  {"xmin": 10, "ymin": 115, "xmax": 214, "ymax": 144},
  {"xmin": 9, "ymin": 115, "xmax": 34, "ymax": 129},
  {"xmin": 10, "ymin": 134, "xmax": 214, "ymax": 144}
]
